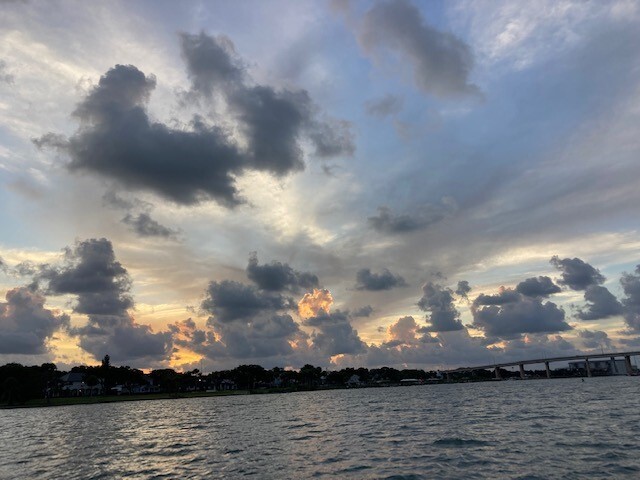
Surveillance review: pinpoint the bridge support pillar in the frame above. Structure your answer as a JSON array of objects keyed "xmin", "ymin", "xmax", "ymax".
[
  {"xmin": 494, "ymin": 367, "xmax": 501, "ymax": 380},
  {"xmin": 610, "ymin": 356, "xmax": 617, "ymax": 375},
  {"xmin": 519, "ymin": 364, "xmax": 525, "ymax": 379},
  {"xmin": 625, "ymin": 355, "xmax": 633, "ymax": 375},
  {"xmin": 446, "ymin": 372, "xmax": 451, "ymax": 382},
  {"xmin": 545, "ymin": 361, "xmax": 551, "ymax": 379},
  {"xmin": 585, "ymin": 358, "xmax": 592, "ymax": 377}
]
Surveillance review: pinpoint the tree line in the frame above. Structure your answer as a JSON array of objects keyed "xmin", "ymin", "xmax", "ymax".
[{"xmin": 0, "ymin": 356, "xmax": 440, "ymax": 405}]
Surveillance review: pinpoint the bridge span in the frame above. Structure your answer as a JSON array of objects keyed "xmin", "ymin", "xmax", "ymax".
[{"xmin": 443, "ymin": 350, "xmax": 640, "ymax": 380}]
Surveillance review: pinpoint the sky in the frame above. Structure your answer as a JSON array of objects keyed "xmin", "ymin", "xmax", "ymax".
[{"xmin": 2, "ymin": 0, "xmax": 640, "ymax": 372}]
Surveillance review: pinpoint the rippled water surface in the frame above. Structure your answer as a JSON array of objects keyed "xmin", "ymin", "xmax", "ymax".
[{"xmin": 1, "ymin": 377, "xmax": 640, "ymax": 479}]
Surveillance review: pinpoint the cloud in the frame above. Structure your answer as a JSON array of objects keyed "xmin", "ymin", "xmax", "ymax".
[
  {"xmin": 365, "ymin": 94, "xmax": 403, "ymax": 117},
  {"xmin": 455, "ymin": 280, "xmax": 471, "ymax": 300},
  {"xmin": 202, "ymin": 280, "xmax": 292, "ymax": 323},
  {"xmin": 577, "ymin": 329, "xmax": 612, "ymax": 350},
  {"xmin": 385, "ymin": 316, "xmax": 420, "ymax": 347},
  {"xmin": 298, "ymin": 288, "xmax": 333, "ymax": 319},
  {"xmin": 472, "ymin": 287, "xmax": 570, "ymax": 338},
  {"xmin": 418, "ymin": 282, "xmax": 464, "ymax": 332},
  {"xmin": 304, "ymin": 310, "xmax": 367, "ymax": 356},
  {"xmin": 550, "ymin": 257, "xmax": 622, "ymax": 322},
  {"xmin": 0, "ymin": 287, "xmax": 69, "ymax": 355},
  {"xmin": 36, "ymin": 33, "xmax": 354, "ymax": 208},
  {"xmin": 0, "ymin": 60, "xmax": 14, "ymax": 84},
  {"xmin": 37, "ymin": 64, "xmax": 246, "ymax": 206},
  {"xmin": 102, "ymin": 191, "xmax": 151, "ymax": 211},
  {"xmin": 38, "ymin": 238, "xmax": 172, "ymax": 362},
  {"xmin": 355, "ymin": 267, "xmax": 406, "ymax": 291},
  {"xmin": 620, "ymin": 265, "xmax": 640, "ymax": 332},
  {"xmin": 576, "ymin": 285, "xmax": 623, "ymax": 321},
  {"xmin": 180, "ymin": 32, "xmax": 355, "ymax": 170},
  {"xmin": 356, "ymin": 0, "xmax": 480, "ymax": 98},
  {"xmin": 179, "ymin": 32, "xmax": 244, "ymax": 97},
  {"xmin": 177, "ymin": 265, "xmax": 312, "ymax": 363},
  {"xmin": 246, "ymin": 253, "xmax": 318, "ymax": 293},
  {"xmin": 515, "ymin": 276, "xmax": 561, "ymax": 297},
  {"xmin": 550, "ymin": 256, "xmax": 605, "ymax": 290},
  {"xmin": 352, "ymin": 305, "xmax": 373, "ymax": 317},
  {"xmin": 122, "ymin": 213, "xmax": 179, "ymax": 239},
  {"xmin": 368, "ymin": 201, "xmax": 455, "ymax": 234}
]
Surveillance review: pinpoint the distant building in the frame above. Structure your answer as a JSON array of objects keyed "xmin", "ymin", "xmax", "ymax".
[
  {"xmin": 60, "ymin": 372, "xmax": 103, "ymax": 396},
  {"xmin": 568, "ymin": 359, "xmax": 629, "ymax": 375},
  {"xmin": 346, "ymin": 374, "xmax": 362, "ymax": 387}
]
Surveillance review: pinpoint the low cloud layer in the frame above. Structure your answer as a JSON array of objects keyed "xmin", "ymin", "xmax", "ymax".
[
  {"xmin": 38, "ymin": 238, "xmax": 172, "ymax": 363},
  {"xmin": 418, "ymin": 282, "xmax": 464, "ymax": 332},
  {"xmin": 0, "ymin": 287, "xmax": 69, "ymax": 355},
  {"xmin": 472, "ymin": 288, "xmax": 570, "ymax": 338}
]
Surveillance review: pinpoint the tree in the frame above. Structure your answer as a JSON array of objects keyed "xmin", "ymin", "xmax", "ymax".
[{"xmin": 85, "ymin": 375, "xmax": 99, "ymax": 396}]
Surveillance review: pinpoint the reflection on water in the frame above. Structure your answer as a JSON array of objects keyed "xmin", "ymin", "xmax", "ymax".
[{"xmin": 1, "ymin": 377, "xmax": 639, "ymax": 479}]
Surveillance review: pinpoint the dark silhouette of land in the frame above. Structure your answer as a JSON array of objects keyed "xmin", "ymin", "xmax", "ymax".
[{"xmin": 1, "ymin": 354, "xmax": 634, "ymax": 408}]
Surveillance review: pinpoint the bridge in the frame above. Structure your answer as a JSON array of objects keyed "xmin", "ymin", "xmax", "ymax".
[{"xmin": 442, "ymin": 351, "xmax": 640, "ymax": 380}]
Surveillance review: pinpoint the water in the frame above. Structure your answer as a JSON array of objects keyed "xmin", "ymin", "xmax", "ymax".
[{"xmin": 1, "ymin": 377, "xmax": 639, "ymax": 479}]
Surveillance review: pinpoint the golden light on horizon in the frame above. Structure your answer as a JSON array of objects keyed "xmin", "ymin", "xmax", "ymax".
[{"xmin": 297, "ymin": 288, "xmax": 333, "ymax": 319}]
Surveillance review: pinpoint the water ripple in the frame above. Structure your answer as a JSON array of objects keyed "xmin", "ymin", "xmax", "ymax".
[{"xmin": 1, "ymin": 377, "xmax": 640, "ymax": 478}]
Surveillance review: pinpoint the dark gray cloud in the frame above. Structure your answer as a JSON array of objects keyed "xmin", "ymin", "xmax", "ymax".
[
  {"xmin": 516, "ymin": 276, "xmax": 561, "ymax": 298},
  {"xmin": 368, "ymin": 202, "xmax": 454, "ymax": 234},
  {"xmin": 352, "ymin": 305, "xmax": 374, "ymax": 318},
  {"xmin": 36, "ymin": 64, "xmax": 246, "ymax": 206},
  {"xmin": 576, "ymin": 285, "xmax": 623, "ymax": 321},
  {"xmin": 304, "ymin": 310, "xmax": 367, "ymax": 356},
  {"xmin": 179, "ymin": 264, "xmax": 309, "ymax": 362},
  {"xmin": 122, "ymin": 213, "xmax": 179, "ymax": 239},
  {"xmin": 0, "ymin": 256, "xmax": 6, "ymax": 274},
  {"xmin": 246, "ymin": 253, "xmax": 318, "ymax": 293},
  {"xmin": 550, "ymin": 256, "xmax": 605, "ymax": 290},
  {"xmin": 38, "ymin": 238, "xmax": 172, "ymax": 362},
  {"xmin": 455, "ymin": 280, "xmax": 471, "ymax": 300},
  {"xmin": 189, "ymin": 313, "xmax": 303, "ymax": 360},
  {"xmin": 357, "ymin": 0, "xmax": 479, "ymax": 98},
  {"xmin": 577, "ymin": 329, "xmax": 612, "ymax": 350},
  {"xmin": 37, "ymin": 33, "xmax": 353, "ymax": 207},
  {"xmin": 355, "ymin": 268, "xmax": 406, "ymax": 291},
  {"xmin": 472, "ymin": 288, "xmax": 570, "ymax": 338},
  {"xmin": 365, "ymin": 94, "xmax": 403, "ymax": 117},
  {"xmin": 201, "ymin": 280, "xmax": 292, "ymax": 323},
  {"xmin": 0, "ymin": 287, "xmax": 69, "ymax": 355},
  {"xmin": 181, "ymin": 32, "xmax": 354, "ymax": 171},
  {"xmin": 418, "ymin": 282, "xmax": 464, "ymax": 332},
  {"xmin": 179, "ymin": 32, "xmax": 244, "ymax": 97},
  {"xmin": 620, "ymin": 265, "xmax": 640, "ymax": 332}
]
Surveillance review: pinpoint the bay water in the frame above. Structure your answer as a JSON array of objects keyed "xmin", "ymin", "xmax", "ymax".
[{"xmin": 1, "ymin": 376, "xmax": 639, "ymax": 479}]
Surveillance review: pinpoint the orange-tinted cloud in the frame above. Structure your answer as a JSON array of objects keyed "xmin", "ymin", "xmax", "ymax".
[{"xmin": 298, "ymin": 288, "xmax": 333, "ymax": 318}]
